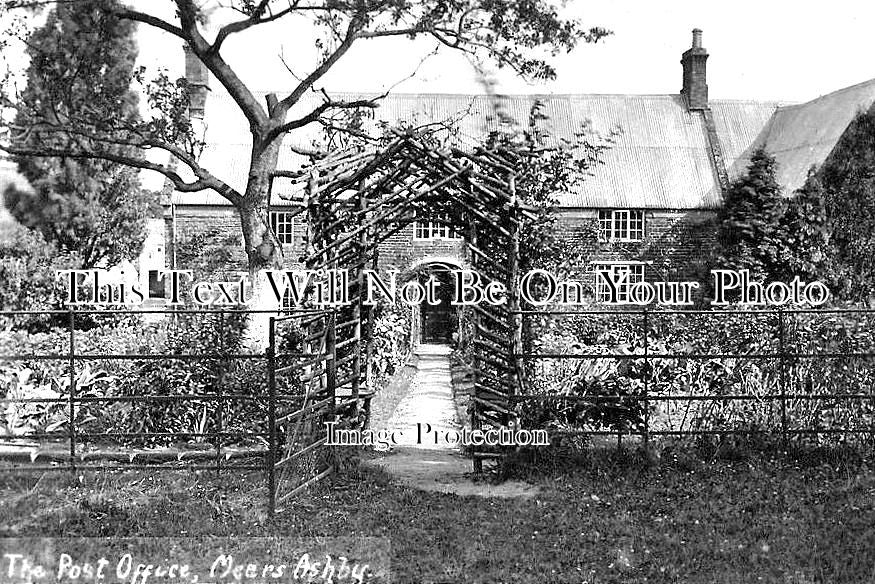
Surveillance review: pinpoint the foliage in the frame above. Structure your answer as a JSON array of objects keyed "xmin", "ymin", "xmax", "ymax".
[
  {"xmin": 1, "ymin": 0, "xmax": 608, "ymax": 270},
  {"xmin": 486, "ymin": 99, "xmax": 608, "ymax": 279},
  {"xmin": 114, "ymin": 311, "xmax": 249, "ymax": 445},
  {"xmin": 368, "ymin": 302, "xmax": 412, "ymax": 393},
  {"xmin": 3, "ymin": 0, "xmax": 155, "ymax": 268},
  {"xmin": 0, "ymin": 311, "xmax": 287, "ymax": 445},
  {"xmin": 175, "ymin": 227, "xmax": 243, "ymax": 279},
  {"xmin": 711, "ymin": 148, "xmax": 786, "ymax": 283},
  {"xmin": 0, "ymin": 224, "xmax": 80, "ymax": 331},
  {"xmin": 776, "ymin": 170, "xmax": 830, "ymax": 282},
  {"xmin": 817, "ymin": 104, "xmax": 875, "ymax": 300},
  {"xmin": 520, "ymin": 309, "xmax": 875, "ymax": 446}
]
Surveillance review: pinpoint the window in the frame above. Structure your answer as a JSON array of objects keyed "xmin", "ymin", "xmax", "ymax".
[
  {"xmin": 269, "ymin": 211, "xmax": 296, "ymax": 246},
  {"xmin": 598, "ymin": 209, "xmax": 645, "ymax": 242},
  {"xmin": 594, "ymin": 263, "xmax": 645, "ymax": 303},
  {"xmin": 413, "ymin": 214, "xmax": 461, "ymax": 240}
]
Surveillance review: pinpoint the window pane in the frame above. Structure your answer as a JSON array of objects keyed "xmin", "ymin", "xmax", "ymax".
[
  {"xmin": 598, "ymin": 210, "xmax": 612, "ymax": 241},
  {"xmin": 269, "ymin": 211, "xmax": 295, "ymax": 245},
  {"xmin": 614, "ymin": 210, "xmax": 628, "ymax": 240},
  {"xmin": 629, "ymin": 210, "xmax": 644, "ymax": 241}
]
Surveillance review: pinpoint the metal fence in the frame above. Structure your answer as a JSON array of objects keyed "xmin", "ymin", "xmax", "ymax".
[
  {"xmin": 4, "ymin": 306, "xmax": 875, "ymax": 510},
  {"xmin": 515, "ymin": 307, "xmax": 875, "ymax": 448},
  {"xmin": 0, "ymin": 308, "xmax": 338, "ymax": 516}
]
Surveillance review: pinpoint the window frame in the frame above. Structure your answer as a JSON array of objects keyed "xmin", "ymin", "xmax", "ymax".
[
  {"xmin": 598, "ymin": 209, "xmax": 645, "ymax": 243},
  {"xmin": 593, "ymin": 262, "xmax": 646, "ymax": 303},
  {"xmin": 269, "ymin": 210, "xmax": 296, "ymax": 246},
  {"xmin": 412, "ymin": 217, "xmax": 462, "ymax": 241}
]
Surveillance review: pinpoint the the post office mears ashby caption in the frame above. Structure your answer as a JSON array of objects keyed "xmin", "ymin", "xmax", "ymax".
[
  {"xmin": 57, "ymin": 268, "xmax": 830, "ymax": 308},
  {"xmin": 0, "ymin": 537, "xmax": 391, "ymax": 584}
]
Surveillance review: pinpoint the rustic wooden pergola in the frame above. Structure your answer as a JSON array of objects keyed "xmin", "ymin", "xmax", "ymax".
[{"xmin": 269, "ymin": 132, "xmax": 535, "ymax": 498}]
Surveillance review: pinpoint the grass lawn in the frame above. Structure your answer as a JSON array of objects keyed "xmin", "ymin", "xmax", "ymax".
[{"xmin": 1, "ymin": 448, "xmax": 874, "ymax": 584}]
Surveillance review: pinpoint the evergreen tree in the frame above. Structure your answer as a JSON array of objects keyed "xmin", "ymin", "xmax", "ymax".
[
  {"xmin": 713, "ymin": 148, "xmax": 786, "ymax": 280},
  {"xmin": 3, "ymin": 0, "xmax": 155, "ymax": 268},
  {"xmin": 817, "ymin": 104, "xmax": 875, "ymax": 300},
  {"xmin": 777, "ymin": 170, "xmax": 829, "ymax": 282}
]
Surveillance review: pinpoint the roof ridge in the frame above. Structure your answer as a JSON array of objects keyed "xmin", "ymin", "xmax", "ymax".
[
  {"xmin": 775, "ymin": 77, "xmax": 875, "ymax": 111},
  {"xmin": 229, "ymin": 91, "xmax": 696, "ymax": 100}
]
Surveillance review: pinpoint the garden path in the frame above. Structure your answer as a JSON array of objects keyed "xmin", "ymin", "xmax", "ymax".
[
  {"xmin": 385, "ymin": 344, "xmax": 460, "ymax": 449},
  {"xmin": 367, "ymin": 344, "xmax": 539, "ymax": 498}
]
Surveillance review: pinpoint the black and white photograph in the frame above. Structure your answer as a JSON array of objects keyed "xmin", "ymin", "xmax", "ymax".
[{"xmin": 1, "ymin": 1, "xmax": 874, "ymax": 582}]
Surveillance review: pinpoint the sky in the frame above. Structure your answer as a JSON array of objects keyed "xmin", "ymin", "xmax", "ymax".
[{"xmin": 127, "ymin": 0, "xmax": 875, "ymax": 104}]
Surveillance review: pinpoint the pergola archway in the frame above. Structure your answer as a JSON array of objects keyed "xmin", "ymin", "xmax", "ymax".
[{"xmin": 272, "ymin": 131, "xmax": 534, "ymax": 479}]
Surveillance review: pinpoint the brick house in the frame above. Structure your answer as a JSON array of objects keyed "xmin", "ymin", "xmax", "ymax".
[{"xmin": 160, "ymin": 29, "xmax": 875, "ymax": 339}]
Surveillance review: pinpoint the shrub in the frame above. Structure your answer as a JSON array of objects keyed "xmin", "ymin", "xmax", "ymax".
[
  {"xmin": 367, "ymin": 302, "xmax": 411, "ymax": 392},
  {"xmin": 0, "ymin": 225, "xmax": 80, "ymax": 332},
  {"xmin": 113, "ymin": 310, "xmax": 248, "ymax": 445},
  {"xmin": 518, "ymin": 308, "xmax": 875, "ymax": 449}
]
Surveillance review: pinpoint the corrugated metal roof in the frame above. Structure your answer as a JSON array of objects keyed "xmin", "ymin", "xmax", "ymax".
[
  {"xmin": 759, "ymin": 79, "xmax": 875, "ymax": 192},
  {"xmin": 710, "ymin": 99, "xmax": 781, "ymax": 180},
  {"xmin": 175, "ymin": 92, "xmax": 736, "ymax": 209},
  {"xmin": 169, "ymin": 82, "xmax": 875, "ymax": 208}
]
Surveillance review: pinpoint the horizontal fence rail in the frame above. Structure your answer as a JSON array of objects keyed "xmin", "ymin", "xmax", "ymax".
[
  {"xmin": 0, "ymin": 308, "xmax": 338, "ymax": 516},
  {"xmin": 513, "ymin": 307, "xmax": 875, "ymax": 449}
]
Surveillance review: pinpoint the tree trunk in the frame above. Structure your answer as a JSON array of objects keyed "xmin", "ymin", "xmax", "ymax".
[{"xmin": 240, "ymin": 138, "xmax": 283, "ymax": 273}]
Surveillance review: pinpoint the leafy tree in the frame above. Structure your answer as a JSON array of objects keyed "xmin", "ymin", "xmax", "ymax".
[
  {"xmin": 712, "ymin": 148, "xmax": 786, "ymax": 281},
  {"xmin": 487, "ymin": 99, "xmax": 607, "ymax": 279},
  {"xmin": 1, "ymin": 0, "xmax": 608, "ymax": 271},
  {"xmin": 817, "ymin": 104, "xmax": 875, "ymax": 300},
  {"xmin": 0, "ymin": 224, "xmax": 80, "ymax": 331},
  {"xmin": 2, "ymin": 0, "xmax": 155, "ymax": 268}
]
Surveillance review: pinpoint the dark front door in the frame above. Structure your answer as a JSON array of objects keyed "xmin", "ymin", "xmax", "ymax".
[{"xmin": 421, "ymin": 269, "xmax": 452, "ymax": 343}]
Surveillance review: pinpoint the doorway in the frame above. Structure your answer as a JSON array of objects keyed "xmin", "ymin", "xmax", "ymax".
[{"xmin": 420, "ymin": 266, "xmax": 454, "ymax": 344}]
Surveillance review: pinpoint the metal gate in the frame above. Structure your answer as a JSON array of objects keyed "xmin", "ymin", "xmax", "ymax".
[{"xmin": 266, "ymin": 310, "xmax": 342, "ymax": 514}]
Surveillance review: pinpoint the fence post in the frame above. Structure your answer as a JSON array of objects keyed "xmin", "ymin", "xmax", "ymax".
[
  {"xmin": 68, "ymin": 308, "xmax": 76, "ymax": 472},
  {"xmin": 326, "ymin": 310, "xmax": 337, "ymax": 417},
  {"xmin": 642, "ymin": 309, "xmax": 650, "ymax": 450},
  {"xmin": 266, "ymin": 316, "xmax": 277, "ymax": 518},
  {"xmin": 778, "ymin": 309, "xmax": 788, "ymax": 448},
  {"xmin": 215, "ymin": 311, "xmax": 224, "ymax": 475}
]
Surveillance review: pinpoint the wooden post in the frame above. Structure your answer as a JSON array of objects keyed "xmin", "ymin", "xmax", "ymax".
[
  {"xmin": 351, "ymin": 182, "xmax": 367, "ymax": 417},
  {"xmin": 506, "ymin": 175, "xmax": 522, "ymax": 417},
  {"xmin": 468, "ymin": 205, "xmax": 483, "ymax": 473},
  {"xmin": 327, "ymin": 310, "xmax": 338, "ymax": 418}
]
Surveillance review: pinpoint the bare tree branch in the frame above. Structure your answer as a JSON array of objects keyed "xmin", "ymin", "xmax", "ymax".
[
  {"xmin": 276, "ymin": 13, "xmax": 361, "ymax": 113},
  {"xmin": 173, "ymin": 0, "xmax": 270, "ymax": 130},
  {"xmin": 268, "ymin": 95, "xmax": 382, "ymax": 141}
]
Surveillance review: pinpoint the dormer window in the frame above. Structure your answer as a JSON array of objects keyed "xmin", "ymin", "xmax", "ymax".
[{"xmin": 598, "ymin": 209, "xmax": 645, "ymax": 242}]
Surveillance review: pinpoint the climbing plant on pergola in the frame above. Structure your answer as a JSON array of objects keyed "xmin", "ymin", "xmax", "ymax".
[{"xmin": 272, "ymin": 130, "xmax": 538, "ymax": 474}]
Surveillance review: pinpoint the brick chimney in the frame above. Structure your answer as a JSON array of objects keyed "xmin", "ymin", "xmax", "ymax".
[
  {"xmin": 183, "ymin": 44, "xmax": 208, "ymax": 119},
  {"xmin": 681, "ymin": 28, "xmax": 709, "ymax": 111}
]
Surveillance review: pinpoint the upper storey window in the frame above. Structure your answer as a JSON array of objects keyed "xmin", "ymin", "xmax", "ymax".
[
  {"xmin": 598, "ymin": 209, "xmax": 645, "ymax": 242},
  {"xmin": 413, "ymin": 215, "xmax": 461, "ymax": 240}
]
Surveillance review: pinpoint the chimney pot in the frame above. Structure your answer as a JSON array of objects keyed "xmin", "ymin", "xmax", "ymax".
[{"xmin": 681, "ymin": 28, "xmax": 709, "ymax": 110}]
